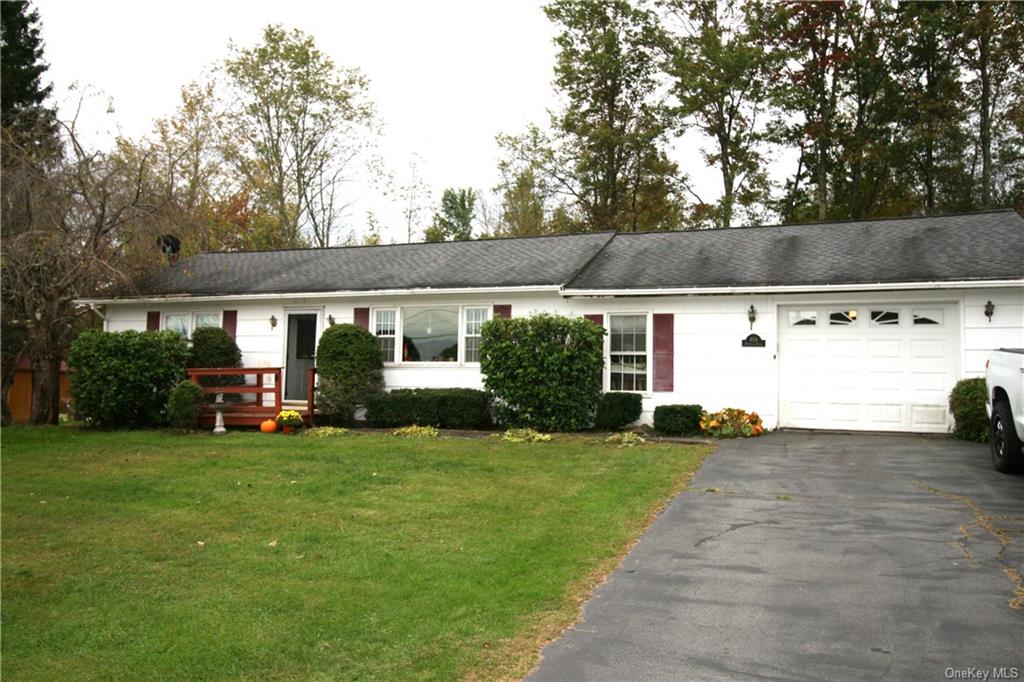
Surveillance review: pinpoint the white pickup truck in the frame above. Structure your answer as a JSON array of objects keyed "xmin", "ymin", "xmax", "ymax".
[{"xmin": 986, "ymin": 348, "xmax": 1024, "ymax": 473}]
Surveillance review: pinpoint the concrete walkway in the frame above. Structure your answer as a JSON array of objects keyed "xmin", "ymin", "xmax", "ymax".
[{"xmin": 529, "ymin": 432, "xmax": 1024, "ymax": 682}]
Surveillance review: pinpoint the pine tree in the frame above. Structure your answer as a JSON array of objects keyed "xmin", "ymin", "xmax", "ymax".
[{"xmin": 1, "ymin": 0, "xmax": 56, "ymax": 136}]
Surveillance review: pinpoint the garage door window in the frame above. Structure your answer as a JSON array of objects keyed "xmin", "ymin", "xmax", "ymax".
[
  {"xmin": 829, "ymin": 310, "xmax": 858, "ymax": 326},
  {"xmin": 871, "ymin": 310, "xmax": 899, "ymax": 326},
  {"xmin": 789, "ymin": 310, "xmax": 817, "ymax": 326},
  {"xmin": 913, "ymin": 309, "xmax": 944, "ymax": 326}
]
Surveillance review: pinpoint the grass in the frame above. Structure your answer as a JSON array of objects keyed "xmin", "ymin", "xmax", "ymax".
[{"xmin": 1, "ymin": 426, "xmax": 709, "ymax": 681}]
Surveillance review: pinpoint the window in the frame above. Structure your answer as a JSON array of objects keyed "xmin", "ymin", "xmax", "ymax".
[
  {"xmin": 402, "ymin": 307, "xmax": 459, "ymax": 362},
  {"xmin": 871, "ymin": 310, "xmax": 900, "ymax": 326},
  {"xmin": 609, "ymin": 314, "xmax": 647, "ymax": 392},
  {"xmin": 463, "ymin": 307, "xmax": 488, "ymax": 363},
  {"xmin": 164, "ymin": 313, "xmax": 190, "ymax": 336},
  {"xmin": 829, "ymin": 310, "xmax": 858, "ymax": 326},
  {"xmin": 194, "ymin": 312, "xmax": 220, "ymax": 329},
  {"xmin": 913, "ymin": 309, "xmax": 943, "ymax": 326},
  {"xmin": 788, "ymin": 310, "xmax": 817, "ymax": 326},
  {"xmin": 374, "ymin": 309, "xmax": 397, "ymax": 362}
]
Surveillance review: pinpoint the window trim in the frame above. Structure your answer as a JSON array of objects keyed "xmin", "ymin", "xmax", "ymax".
[
  {"xmin": 373, "ymin": 308, "xmax": 398, "ymax": 364},
  {"xmin": 606, "ymin": 311, "xmax": 651, "ymax": 395},
  {"xmin": 462, "ymin": 306, "xmax": 490, "ymax": 365}
]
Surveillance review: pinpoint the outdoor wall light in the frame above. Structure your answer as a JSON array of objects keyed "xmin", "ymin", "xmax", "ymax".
[
  {"xmin": 984, "ymin": 300, "xmax": 995, "ymax": 322},
  {"xmin": 748, "ymin": 304, "xmax": 757, "ymax": 330},
  {"xmin": 328, "ymin": 315, "xmax": 336, "ymax": 326},
  {"xmin": 269, "ymin": 314, "xmax": 278, "ymax": 329}
]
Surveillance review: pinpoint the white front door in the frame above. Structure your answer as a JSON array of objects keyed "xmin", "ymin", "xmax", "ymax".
[{"xmin": 778, "ymin": 303, "xmax": 958, "ymax": 432}]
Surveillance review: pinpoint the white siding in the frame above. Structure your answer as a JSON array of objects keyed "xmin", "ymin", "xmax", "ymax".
[{"xmin": 102, "ymin": 285, "xmax": 1024, "ymax": 430}]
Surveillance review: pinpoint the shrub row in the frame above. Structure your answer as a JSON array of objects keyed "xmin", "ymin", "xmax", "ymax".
[{"xmin": 365, "ymin": 388, "xmax": 492, "ymax": 430}]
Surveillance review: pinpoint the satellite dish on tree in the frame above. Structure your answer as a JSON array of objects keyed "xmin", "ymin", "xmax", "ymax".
[{"xmin": 157, "ymin": 234, "xmax": 181, "ymax": 261}]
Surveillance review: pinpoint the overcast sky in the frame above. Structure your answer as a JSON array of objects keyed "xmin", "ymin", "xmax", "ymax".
[{"xmin": 35, "ymin": 0, "xmax": 727, "ymax": 245}]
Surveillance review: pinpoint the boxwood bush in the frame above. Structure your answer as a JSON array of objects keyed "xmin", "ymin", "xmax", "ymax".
[
  {"xmin": 315, "ymin": 323, "xmax": 383, "ymax": 424},
  {"xmin": 480, "ymin": 313, "xmax": 604, "ymax": 432},
  {"xmin": 167, "ymin": 380, "xmax": 205, "ymax": 430},
  {"xmin": 949, "ymin": 378, "xmax": 989, "ymax": 443},
  {"xmin": 365, "ymin": 388, "xmax": 491, "ymax": 429},
  {"xmin": 68, "ymin": 330, "xmax": 190, "ymax": 427},
  {"xmin": 188, "ymin": 327, "xmax": 243, "ymax": 400},
  {"xmin": 653, "ymin": 404, "xmax": 703, "ymax": 436},
  {"xmin": 594, "ymin": 392, "xmax": 643, "ymax": 431}
]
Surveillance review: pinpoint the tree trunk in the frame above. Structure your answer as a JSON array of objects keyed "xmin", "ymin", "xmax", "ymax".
[
  {"xmin": 30, "ymin": 354, "xmax": 61, "ymax": 425},
  {"xmin": 978, "ymin": 29, "xmax": 991, "ymax": 208}
]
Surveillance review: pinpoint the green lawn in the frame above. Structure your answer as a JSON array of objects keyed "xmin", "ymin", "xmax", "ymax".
[{"xmin": 1, "ymin": 427, "xmax": 709, "ymax": 681}]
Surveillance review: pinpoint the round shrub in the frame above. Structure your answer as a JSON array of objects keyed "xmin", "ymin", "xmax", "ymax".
[
  {"xmin": 594, "ymin": 392, "xmax": 643, "ymax": 431},
  {"xmin": 68, "ymin": 330, "xmax": 190, "ymax": 428},
  {"xmin": 480, "ymin": 313, "xmax": 604, "ymax": 432},
  {"xmin": 188, "ymin": 327, "xmax": 241, "ymax": 368},
  {"xmin": 188, "ymin": 327, "xmax": 244, "ymax": 400},
  {"xmin": 949, "ymin": 378, "xmax": 989, "ymax": 443},
  {"xmin": 167, "ymin": 381, "xmax": 204, "ymax": 430},
  {"xmin": 654, "ymin": 404, "xmax": 703, "ymax": 436},
  {"xmin": 315, "ymin": 324, "xmax": 383, "ymax": 423}
]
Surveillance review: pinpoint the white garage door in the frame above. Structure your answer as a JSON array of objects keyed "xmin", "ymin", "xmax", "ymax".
[{"xmin": 779, "ymin": 303, "xmax": 958, "ymax": 432}]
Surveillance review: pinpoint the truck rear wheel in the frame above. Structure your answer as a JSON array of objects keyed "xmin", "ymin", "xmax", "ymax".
[{"xmin": 991, "ymin": 401, "xmax": 1022, "ymax": 473}]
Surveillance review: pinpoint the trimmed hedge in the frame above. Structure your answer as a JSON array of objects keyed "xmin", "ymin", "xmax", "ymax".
[
  {"xmin": 188, "ymin": 327, "xmax": 243, "ymax": 400},
  {"xmin": 653, "ymin": 404, "xmax": 703, "ymax": 436},
  {"xmin": 480, "ymin": 313, "xmax": 605, "ymax": 432},
  {"xmin": 949, "ymin": 378, "xmax": 989, "ymax": 443},
  {"xmin": 315, "ymin": 324, "xmax": 383, "ymax": 423},
  {"xmin": 365, "ymin": 388, "xmax": 492, "ymax": 430},
  {"xmin": 594, "ymin": 392, "xmax": 642, "ymax": 431},
  {"xmin": 68, "ymin": 330, "xmax": 190, "ymax": 427},
  {"xmin": 167, "ymin": 380, "xmax": 204, "ymax": 430}
]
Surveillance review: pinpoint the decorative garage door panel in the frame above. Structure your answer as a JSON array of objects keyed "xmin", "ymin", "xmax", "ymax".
[{"xmin": 779, "ymin": 304, "xmax": 958, "ymax": 432}]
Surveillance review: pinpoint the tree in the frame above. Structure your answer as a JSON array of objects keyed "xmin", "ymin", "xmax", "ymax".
[
  {"xmin": 663, "ymin": 0, "xmax": 776, "ymax": 227},
  {"xmin": 0, "ymin": 0, "xmax": 55, "ymax": 137},
  {"xmin": 496, "ymin": 167, "xmax": 549, "ymax": 237},
  {"xmin": 424, "ymin": 188, "xmax": 476, "ymax": 242},
  {"xmin": 1, "ymin": 119, "xmax": 165, "ymax": 424},
  {"xmin": 222, "ymin": 25, "xmax": 377, "ymax": 248}
]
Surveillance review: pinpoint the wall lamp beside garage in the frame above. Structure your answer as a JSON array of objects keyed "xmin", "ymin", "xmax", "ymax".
[
  {"xmin": 328, "ymin": 315, "xmax": 336, "ymax": 326},
  {"xmin": 269, "ymin": 314, "xmax": 278, "ymax": 329},
  {"xmin": 748, "ymin": 304, "xmax": 757, "ymax": 330},
  {"xmin": 984, "ymin": 300, "xmax": 995, "ymax": 322}
]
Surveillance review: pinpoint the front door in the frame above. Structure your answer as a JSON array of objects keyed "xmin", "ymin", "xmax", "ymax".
[{"xmin": 285, "ymin": 313, "xmax": 318, "ymax": 401}]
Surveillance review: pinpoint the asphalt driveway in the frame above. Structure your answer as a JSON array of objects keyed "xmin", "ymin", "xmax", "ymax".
[{"xmin": 530, "ymin": 432, "xmax": 1024, "ymax": 682}]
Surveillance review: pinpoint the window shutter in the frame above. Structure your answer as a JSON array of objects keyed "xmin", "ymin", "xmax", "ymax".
[
  {"xmin": 354, "ymin": 307, "xmax": 370, "ymax": 330},
  {"xmin": 583, "ymin": 314, "xmax": 603, "ymax": 327},
  {"xmin": 222, "ymin": 310, "xmax": 237, "ymax": 339},
  {"xmin": 652, "ymin": 313, "xmax": 674, "ymax": 392},
  {"xmin": 146, "ymin": 311, "xmax": 160, "ymax": 331},
  {"xmin": 493, "ymin": 304, "xmax": 512, "ymax": 319}
]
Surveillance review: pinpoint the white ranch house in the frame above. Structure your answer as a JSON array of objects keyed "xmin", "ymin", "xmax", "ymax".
[{"xmin": 85, "ymin": 210, "xmax": 1024, "ymax": 433}]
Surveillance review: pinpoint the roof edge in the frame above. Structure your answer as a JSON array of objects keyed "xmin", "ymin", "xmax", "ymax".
[{"xmin": 561, "ymin": 278, "xmax": 1024, "ymax": 297}]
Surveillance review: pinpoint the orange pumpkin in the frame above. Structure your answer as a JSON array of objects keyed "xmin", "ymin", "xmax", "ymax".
[{"xmin": 260, "ymin": 419, "xmax": 278, "ymax": 433}]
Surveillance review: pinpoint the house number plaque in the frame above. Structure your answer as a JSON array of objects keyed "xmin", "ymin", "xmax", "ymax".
[{"xmin": 741, "ymin": 333, "xmax": 766, "ymax": 348}]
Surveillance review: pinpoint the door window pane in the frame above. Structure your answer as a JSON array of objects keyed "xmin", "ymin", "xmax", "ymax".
[
  {"xmin": 913, "ymin": 309, "xmax": 943, "ymax": 325},
  {"xmin": 871, "ymin": 310, "xmax": 899, "ymax": 326},
  {"xmin": 789, "ymin": 310, "xmax": 817, "ymax": 326}
]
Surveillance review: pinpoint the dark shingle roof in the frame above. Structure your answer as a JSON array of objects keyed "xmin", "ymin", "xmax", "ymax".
[
  {"xmin": 123, "ymin": 210, "xmax": 1022, "ymax": 298},
  {"xmin": 568, "ymin": 210, "xmax": 1024, "ymax": 290},
  {"xmin": 130, "ymin": 232, "xmax": 615, "ymax": 296}
]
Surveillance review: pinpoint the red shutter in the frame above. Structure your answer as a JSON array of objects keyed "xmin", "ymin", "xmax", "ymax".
[
  {"xmin": 354, "ymin": 307, "xmax": 370, "ymax": 329},
  {"xmin": 222, "ymin": 310, "xmax": 237, "ymax": 339},
  {"xmin": 146, "ymin": 311, "xmax": 160, "ymax": 331},
  {"xmin": 493, "ymin": 304, "xmax": 512, "ymax": 319},
  {"xmin": 584, "ymin": 314, "xmax": 604, "ymax": 327},
  {"xmin": 652, "ymin": 313, "xmax": 674, "ymax": 392}
]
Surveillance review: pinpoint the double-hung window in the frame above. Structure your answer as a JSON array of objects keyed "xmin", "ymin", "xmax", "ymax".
[
  {"xmin": 164, "ymin": 311, "xmax": 220, "ymax": 337},
  {"xmin": 374, "ymin": 309, "xmax": 397, "ymax": 363},
  {"xmin": 609, "ymin": 314, "xmax": 647, "ymax": 392},
  {"xmin": 463, "ymin": 307, "xmax": 488, "ymax": 363}
]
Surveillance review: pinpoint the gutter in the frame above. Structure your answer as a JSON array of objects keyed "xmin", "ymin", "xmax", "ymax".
[{"xmin": 560, "ymin": 279, "xmax": 1024, "ymax": 297}]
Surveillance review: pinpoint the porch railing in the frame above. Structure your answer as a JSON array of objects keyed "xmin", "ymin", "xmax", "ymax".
[{"xmin": 184, "ymin": 366, "xmax": 317, "ymax": 426}]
